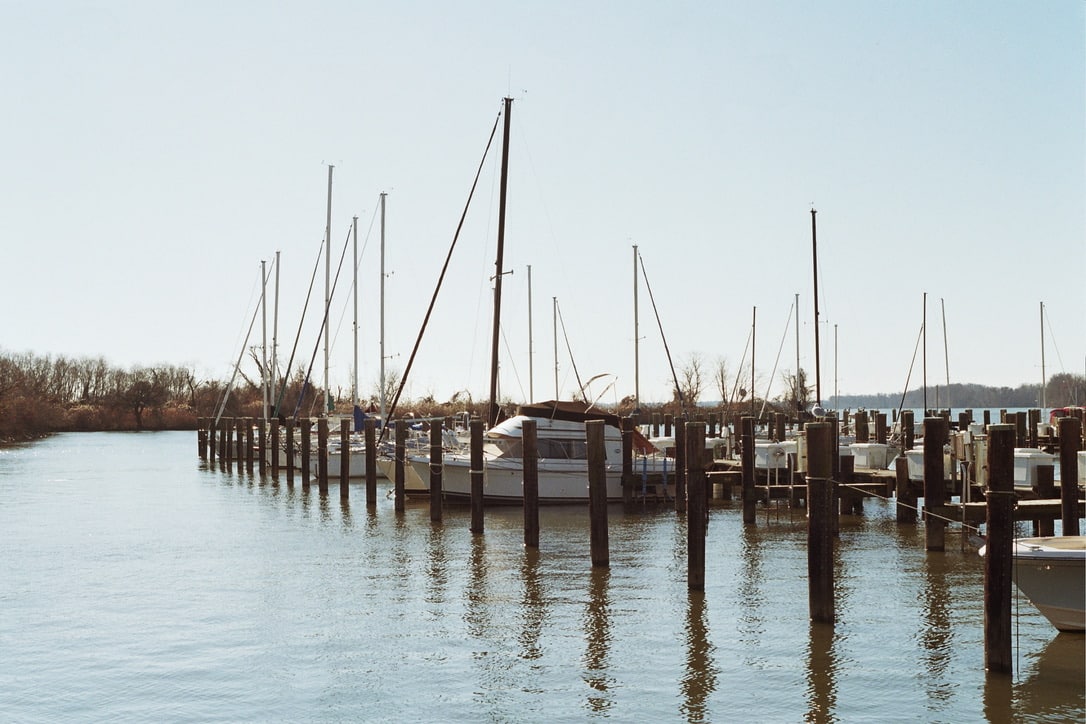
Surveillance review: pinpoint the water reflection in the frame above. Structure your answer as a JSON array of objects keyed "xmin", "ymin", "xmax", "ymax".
[
  {"xmin": 426, "ymin": 522, "xmax": 448, "ymax": 605},
  {"xmin": 464, "ymin": 534, "xmax": 489, "ymax": 637},
  {"xmin": 582, "ymin": 567, "xmax": 613, "ymax": 714},
  {"xmin": 680, "ymin": 591, "xmax": 717, "ymax": 722},
  {"xmin": 920, "ymin": 552, "xmax": 954, "ymax": 703},
  {"xmin": 805, "ymin": 622, "xmax": 839, "ymax": 723},
  {"xmin": 518, "ymin": 548, "xmax": 545, "ymax": 663},
  {"xmin": 1010, "ymin": 634, "xmax": 1086, "ymax": 720}
]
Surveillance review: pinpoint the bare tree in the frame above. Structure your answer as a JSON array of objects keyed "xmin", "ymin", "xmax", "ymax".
[
  {"xmin": 714, "ymin": 356, "xmax": 730, "ymax": 408},
  {"xmin": 677, "ymin": 353, "xmax": 705, "ymax": 408}
]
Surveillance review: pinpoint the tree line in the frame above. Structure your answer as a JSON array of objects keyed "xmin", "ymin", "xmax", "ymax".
[{"xmin": 2, "ymin": 348, "xmax": 1082, "ymax": 443}]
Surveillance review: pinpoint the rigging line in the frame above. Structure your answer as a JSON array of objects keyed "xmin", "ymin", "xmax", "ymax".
[
  {"xmin": 215, "ymin": 262, "xmax": 274, "ymax": 424},
  {"xmin": 637, "ymin": 249, "xmax": 683, "ymax": 414},
  {"xmin": 759, "ymin": 301, "xmax": 795, "ymax": 419},
  {"xmin": 1042, "ymin": 305, "xmax": 1067, "ymax": 373},
  {"xmin": 293, "ymin": 223, "xmax": 356, "ymax": 420},
  {"xmin": 895, "ymin": 323, "xmax": 925, "ymax": 423},
  {"xmin": 272, "ymin": 240, "xmax": 324, "ymax": 417},
  {"xmin": 498, "ymin": 322, "xmax": 526, "ymax": 403},
  {"xmin": 380, "ymin": 108, "xmax": 503, "ymax": 443},
  {"xmin": 832, "ymin": 481, "xmax": 986, "ymax": 534},
  {"xmin": 731, "ymin": 323, "xmax": 753, "ymax": 409},
  {"xmin": 329, "ymin": 206, "xmax": 378, "ymax": 355},
  {"xmin": 555, "ymin": 299, "xmax": 585, "ymax": 401}
]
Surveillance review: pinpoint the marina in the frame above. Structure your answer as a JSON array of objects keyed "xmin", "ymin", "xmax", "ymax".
[{"xmin": 2, "ymin": 430, "xmax": 1084, "ymax": 722}]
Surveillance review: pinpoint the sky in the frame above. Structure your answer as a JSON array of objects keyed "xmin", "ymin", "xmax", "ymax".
[{"xmin": 2, "ymin": 1, "xmax": 1083, "ymax": 408}]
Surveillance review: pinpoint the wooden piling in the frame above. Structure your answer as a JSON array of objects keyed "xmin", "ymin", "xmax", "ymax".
[
  {"xmin": 430, "ymin": 418, "xmax": 442, "ymax": 521},
  {"xmin": 245, "ymin": 419, "xmax": 255, "ymax": 473},
  {"xmin": 1033, "ymin": 464, "xmax": 1055, "ymax": 537},
  {"xmin": 317, "ymin": 417, "xmax": 329, "ymax": 494},
  {"xmin": 198, "ymin": 418, "xmax": 208, "ymax": 460},
  {"xmin": 674, "ymin": 419, "xmax": 687, "ymax": 514},
  {"xmin": 741, "ymin": 416, "xmax": 756, "ymax": 525},
  {"xmin": 470, "ymin": 418, "xmax": 484, "ymax": 534},
  {"xmin": 586, "ymin": 420, "xmax": 609, "ymax": 568},
  {"xmin": 523, "ymin": 418, "xmax": 539, "ymax": 548},
  {"xmin": 687, "ymin": 422, "xmax": 707, "ymax": 591},
  {"xmin": 839, "ymin": 455, "xmax": 858, "ymax": 515},
  {"xmin": 806, "ymin": 421, "xmax": 835, "ymax": 624},
  {"xmin": 235, "ymin": 418, "xmax": 245, "ymax": 465},
  {"xmin": 339, "ymin": 418, "xmax": 350, "ymax": 500},
  {"xmin": 208, "ymin": 418, "xmax": 217, "ymax": 461},
  {"xmin": 923, "ymin": 417, "xmax": 949, "ymax": 551},
  {"xmin": 875, "ymin": 412, "xmax": 887, "ymax": 445},
  {"xmin": 394, "ymin": 420, "xmax": 406, "ymax": 514},
  {"xmin": 364, "ymin": 418, "xmax": 377, "ymax": 506},
  {"xmin": 285, "ymin": 420, "xmax": 294, "ymax": 485},
  {"xmin": 664, "ymin": 413, "xmax": 673, "ymax": 437},
  {"xmin": 895, "ymin": 455, "xmax": 917, "ymax": 522},
  {"xmin": 224, "ymin": 418, "xmax": 234, "ymax": 470},
  {"xmin": 1058, "ymin": 416, "xmax": 1082, "ymax": 535},
  {"xmin": 901, "ymin": 409, "xmax": 915, "ymax": 450},
  {"xmin": 259, "ymin": 418, "xmax": 268, "ymax": 474},
  {"xmin": 855, "ymin": 410, "xmax": 869, "ymax": 443},
  {"xmin": 984, "ymin": 424, "xmax": 1015, "ymax": 674},
  {"xmin": 300, "ymin": 418, "xmax": 311, "ymax": 488}
]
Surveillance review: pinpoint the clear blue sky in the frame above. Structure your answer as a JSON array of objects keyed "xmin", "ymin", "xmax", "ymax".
[{"xmin": 2, "ymin": 1, "xmax": 1083, "ymax": 407}]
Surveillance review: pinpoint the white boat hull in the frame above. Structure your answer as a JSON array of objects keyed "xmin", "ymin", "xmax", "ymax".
[
  {"xmin": 407, "ymin": 454, "xmax": 674, "ymax": 504},
  {"xmin": 1012, "ymin": 536, "xmax": 1086, "ymax": 632}
]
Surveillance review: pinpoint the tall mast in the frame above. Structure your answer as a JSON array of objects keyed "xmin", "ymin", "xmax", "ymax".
[
  {"xmin": 794, "ymin": 291, "xmax": 800, "ymax": 410},
  {"xmin": 323, "ymin": 164, "xmax": 334, "ymax": 416},
  {"xmin": 261, "ymin": 258, "xmax": 269, "ymax": 420},
  {"xmin": 553, "ymin": 297, "xmax": 559, "ymax": 399},
  {"xmin": 941, "ymin": 297, "xmax": 950, "ymax": 410},
  {"xmin": 352, "ymin": 215, "xmax": 359, "ymax": 417},
  {"xmin": 380, "ymin": 192, "xmax": 387, "ymax": 424},
  {"xmin": 1040, "ymin": 301, "xmax": 1046, "ymax": 410},
  {"xmin": 527, "ymin": 264, "xmax": 534, "ymax": 403},
  {"xmin": 272, "ymin": 250, "xmax": 280, "ymax": 417},
  {"xmin": 488, "ymin": 97, "xmax": 512, "ymax": 427},
  {"xmin": 810, "ymin": 207, "xmax": 821, "ymax": 407},
  {"xmin": 633, "ymin": 244, "xmax": 640, "ymax": 411},
  {"xmin": 750, "ymin": 306, "xmax": 756, "ymax": 418},
  {"xmin": 922, "ymin": 292, "xmax": 928, "ymax": 413}
]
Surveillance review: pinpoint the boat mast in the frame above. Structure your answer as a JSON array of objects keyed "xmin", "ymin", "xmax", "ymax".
[
  {"xmin": 553, "ymin": 297, "xmax": 559, "ymax": 399},
  {"xmin": 633, "ymin": 244, "xmax": 640, "ymax": 411},
  {"xmin": 794, "ymin": 291, "xmax": 800, "ymax": 410},
  {"xmin": 380, "ymin": 192, "xmax": 387, "ymax": 425},
  {"xmin": 261, "ymin": 258, "xmax": 269, "ymax": 420},
  {"xmin": 487, "ymin": 97, "xmax": 512, "ymax": 427},
  {"xmin": 941, "ymin": 297, "xmax": 950, "ymax": 410},
  {"xmin": 1040, "ymin": 300, "xmax": 1046, "ymax": 410},
  {"xmin": 323, "ymin": 164, "xmax": 334, "ymax": 416},
  {"xmin": 922, "ymin": 292, "xmax": 928, "ymax": 413},
  {"xmin": 528, "ymin": 264, "xmax": 534, "ymax": 403},
  {"xmin": 810, "ymin": 207, "xmax": 822, "ymax": 408},
  {"xmin": 272, "ymin": 250, "xmax": 280, "ymax": 417},
  {"xmin": 352, "ymin": 215, "xmax": 359, "ymax": 419},
  {"xmin": 751, "ymin": 306, "xmax": 756, "ymax": 418}
]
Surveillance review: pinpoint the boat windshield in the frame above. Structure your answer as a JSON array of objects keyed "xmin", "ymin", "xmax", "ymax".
[{"xmin": 490, "ymin": 436, "xmax": 589, "ymax": 460}]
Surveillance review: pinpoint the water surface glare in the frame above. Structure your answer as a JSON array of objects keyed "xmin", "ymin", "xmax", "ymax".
[{"xmin": 1, "ymin": 432, "xmax": 1082, "ymax": 722}]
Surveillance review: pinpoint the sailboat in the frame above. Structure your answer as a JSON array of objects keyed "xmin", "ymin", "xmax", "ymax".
[{"xmin": 396, "ymin": 99, "xmax": 674, "ymax": 503}]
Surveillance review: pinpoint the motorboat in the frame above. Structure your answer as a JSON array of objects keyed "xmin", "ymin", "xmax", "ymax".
[
  {"xmin": 407, "ymin": 400, "xmax": 674, "ymax": 504},
  {"xmin": 1008, "ymin": 535, "xmax": 1086, "ymax": 632}
]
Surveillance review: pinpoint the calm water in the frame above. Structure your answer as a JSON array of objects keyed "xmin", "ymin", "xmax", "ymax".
[{"xmin": 1, "ymin": 432, "xmax": 1082, "ymax": 723}]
